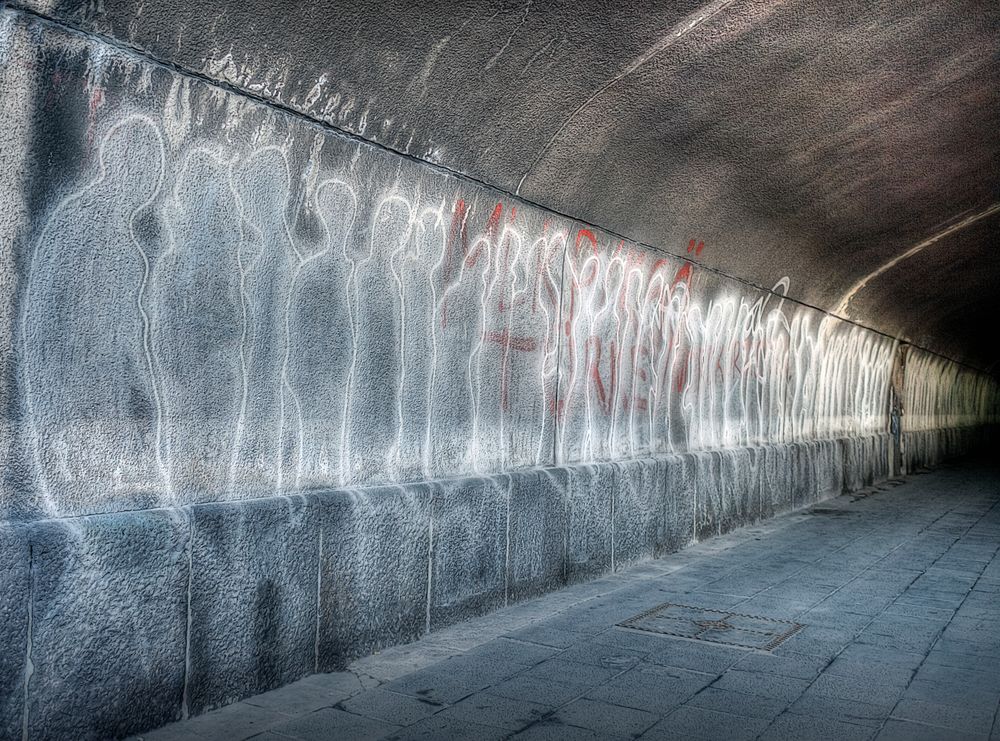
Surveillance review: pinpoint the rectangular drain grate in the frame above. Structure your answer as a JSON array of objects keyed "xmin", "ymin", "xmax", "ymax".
[{"xmin": 618, "ymin": 603, "xmax": 804, "ymax": 651}]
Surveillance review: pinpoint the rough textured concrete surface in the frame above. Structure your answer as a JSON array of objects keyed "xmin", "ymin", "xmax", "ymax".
[
  {"xmin": 187, "ymin": 496, "xmax": 319, "ymax": 714},
  {"xmin": 0, "ymin": 524, "xmax": 29, "ymax": 741},
  {"xmin": 563, "ymin": 464, "xmax": 616, "ymax": 583},
  {"xmin": 507, "ymin": 469, "xmax": 568, "ymax": 602},
  {"xmin": 813, "ymin": 439, "xmax": 845, "ymax": 500},
  {"xmin": 0, "ymin": 1, "xmax": 998, "ymax": 738},
  {"xmin": 430, "ymin": 476, "xmax": 510, "ymax": 630},
  {"xmin": 659, "ymin": 455, "xmax": 697, "ymax": 556},
  {"xmin": 317, "ymin": 485, "xmax": 431, "ymax": 671},
  {"xmin": 25, "ymin": 512, "xmax": 189, "ymax": 740},
  {"xmin": 693, "ymin": 451, "xmax": 725, "ymax": 541},
  {"xmin": 614, "ymin": 459, "xmax": 664, "ymax": 569}
]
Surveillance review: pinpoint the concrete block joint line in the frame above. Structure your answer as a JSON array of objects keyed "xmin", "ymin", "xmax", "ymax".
[{"xmin": 0, "ymin": 1, "xmax": 997, "ymax": 739}]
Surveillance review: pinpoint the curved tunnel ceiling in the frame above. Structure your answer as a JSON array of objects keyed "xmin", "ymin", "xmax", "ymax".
[{"xmin": 21, "ymin": 0, "xmax": 1000, "ymax": 368}]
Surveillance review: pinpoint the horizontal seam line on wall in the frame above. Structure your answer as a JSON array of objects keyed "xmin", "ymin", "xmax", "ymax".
[
  {"xmin": 0, "ymin": 2, "xmax": 990, "ymax": 376},
  {"xmin": 0, "ymin": 432, "xmax": 926, "ymax": 524}
]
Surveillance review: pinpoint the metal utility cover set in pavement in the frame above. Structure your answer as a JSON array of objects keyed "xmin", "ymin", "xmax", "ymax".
[{"xmin": 618, "ymin": 603, "xmax": 805, "ymax": 651}]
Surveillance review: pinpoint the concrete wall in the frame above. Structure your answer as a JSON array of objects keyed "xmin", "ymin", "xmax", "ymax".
[
  {"xmin": 0, "ymin": 10, "xmax": 914, "ymax": 520},
  {"xmin": 0, "ymin": 8, "xmax": 997, "ymax": 739},
  {"xmin": 1, "ymin": 437, "xmax": 893, "ymax": 739}
]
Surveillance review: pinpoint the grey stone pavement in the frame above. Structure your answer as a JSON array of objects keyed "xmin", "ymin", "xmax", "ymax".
[{"xmin": 135, "ymin": 460, "xmax": 1000, "ymax": 741}]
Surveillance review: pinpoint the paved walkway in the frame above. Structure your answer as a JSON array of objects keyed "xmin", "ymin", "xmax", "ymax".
[{"xmin": 137, "ymin": 460, "xmax": 1000, "ymax": 741}]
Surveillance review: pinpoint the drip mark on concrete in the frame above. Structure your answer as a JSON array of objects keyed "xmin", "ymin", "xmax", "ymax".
[
  {"xmin": 180, "ymin": 513, "xmax": 194, "ymax": 720},
  {"xmin": 504, "ymin": 476, "xmax": 512, "ymax": 606},
  {"xmin": 425, "ymin": 504, "xmax": 434, "ymax": 635},
  {"xmin": 20, "ymin": 545, "xmax": 34, "ymax": 741},
  {"xmin": 314, "ymin": 528, "xmax": 323, "ymax": 673}
]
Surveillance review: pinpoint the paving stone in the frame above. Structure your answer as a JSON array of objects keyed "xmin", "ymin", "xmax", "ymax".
[
  {"xmin": 856, "ymin": 625, "xmax": 941, "ymax": 653},
  {"xmin": 489, "ymin": 674, "xmax": 589, "ymax": 707},
  {"xmin": 350, "ymin": 647, "xmax": 454, "ymax": 683},
  {"xmin": 552, "ymin": 697, "xmax": 659, "ymax": 737},
  {"xmin": 131, "ymin": 724, "xmax": 212, "ymax": 741},
  {"xmin": 806, "ymin": 674, "xmax": 905, "ymax": 707},
  {"xmin": 891, "ymin": 698, "xmax": 995, "ymax": 737},
  {"xmin": 643, "ymin": 705, "xmax": 770, "ymax": 741},
  {"xmin": 439, "ymin": 691, "xmax": 551, "ymax": 730},
  {"xmin": 339, "ymin": 688, "xmax": 442, "ymax": 725},
  {"xmin": 835, "ymin": 643, "xmax": 926, "ymax": 669},
  {"xmin": 591, "ymin": 627, "xmax": 668, "ymax": 653},
  {"xmin": 384, "ymin": 715, "xmax": 509, "ymax": 741},
  {"xmin": 581, "ymin": 596, "xmax": 665, "ymax": 625},
  {"xmin": 924, "ymin": 648, "xmax": 999, "ymax": 673},
  {"xmin": 787, "ymin": 693, "xmax": 893, "ymax": 727},
  {"xmin": 521, "ymin": 658, "xmax": 620, "ymax": 687},
  {"xmin": 465, "ymin": 638, "xmax": 562, "ymax": 666},
  {"xmin": 900, "ymin": 591, "xmax": 967, "ymax": 611},
  {"xmin": 542, "ymin": 609, "xmax": 618, "ymax": 635},
  {"xmin": 685, "ymin": 687, "xmax": 787, "ymax": 720},
  {"xmin": 772, "ymin": 634, "xmax": 847, "ymax": 660},
  {"xmin": 881, "ymin": 601, "xmax": 955, "ymax": 620},
  {"xmin": 666, "ymin": 589, "xmax": 752, "ymax": 610},
  {"xmin": 512, "ymin": 719, "xmax": 625, "ymax": 740},
  {"xmin": 935, "ymin": 637, "xmax": 1000, "ymax": 659},
  {"xmin": 296, "ymin": 670, "xmax": 369, "ymax": 697},
  {"xmin": 556, "ymin": 640, "xmax": 646, "ymax": 670},
  {"xmin": 759, "ymin": 712, "xmax": 875, "ymax": 741},
  {"xmin": 643, "ymin": 637, "xmax": 745, "ymax": 674},
  {"xmin": 586, "ymin": 662, "xmax": 713, "ymax": 714},
  {"xmin": 180, "ymin": 701, "xmax": 290, "ymax": 739},
  {"xmin": 710, "ymin": 669, "xmax": 811, "ymax": 702},
  {"xmin": 901, "ymin": 678, "xmax": 998, "ymax": 709},
  {"xmin": 823, "ymin": 657, "xmax": 916, "ymax": 687},
  {"xmin": 875, "ymin": 719, "xmax": 984, "ymax": 741},
  {"xmin": 912, "ymin": 662, "xmax": 1000, "ymax": 692},
  {"xmin": 266, "ymin": 707, "xmax": 399, "ymax": 740},
  {"xmin": 243, "ymin": 681, "xmax": 344, "ymax": 715},
  {"xmin": 732, "ymin": 651, "xmax": 828, "ymax": 680},
  {"xmin": 383, "ymin": 667, "xmax": 491, "ymax": 705},
  {"xmin": 800, "ymin": 607, "xmax": 877, "ymax": 632},
  {"xmin": 431, "ymin": 654, "xmax": 527, "ymax": 685},
  {"xmin": 505, "ymin": 623, "xmax": 592, "ymax": 648},
  {"xmin": 941, "ymin": 620, "xmax": 1000, "ymax": 645}
]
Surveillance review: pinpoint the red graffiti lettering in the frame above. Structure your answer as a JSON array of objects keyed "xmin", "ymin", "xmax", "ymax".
[{"xmin": 485, "ymin": 329, "xmax": 538, "ymax": 353}]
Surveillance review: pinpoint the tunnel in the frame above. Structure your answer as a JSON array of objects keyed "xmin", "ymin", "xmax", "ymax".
[{"xmin": 0, "ymin": 0, "xmax": 998, "ymax": 739}]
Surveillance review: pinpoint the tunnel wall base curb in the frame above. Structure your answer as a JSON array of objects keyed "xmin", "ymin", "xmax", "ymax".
[
  {"xmin": 4, "ymin": 428, "xmax": 993, "ymax": 739},
  {"xmin": 902, "ymin": 426, "xmax": 995, "ymax": 473}
]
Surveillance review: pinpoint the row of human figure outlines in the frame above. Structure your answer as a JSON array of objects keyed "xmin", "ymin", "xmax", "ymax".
[
  {"xmin": 16, "ymin": 113, "xmax": 943, "ymax": 517},
  {"xmin": 904, "ymin": 349, "xmax": 1000, "ymax": 432}
]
